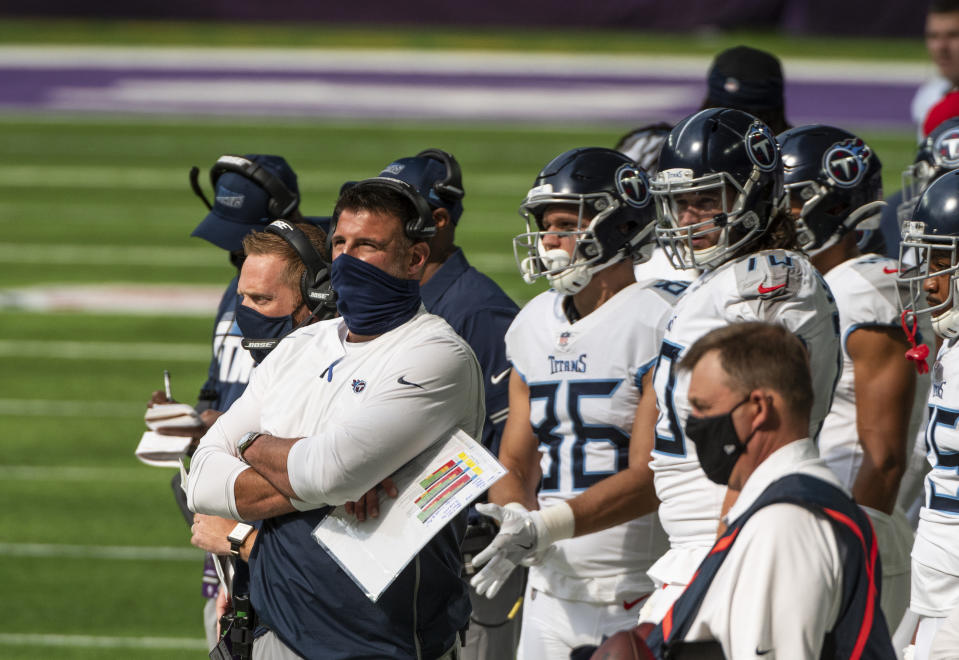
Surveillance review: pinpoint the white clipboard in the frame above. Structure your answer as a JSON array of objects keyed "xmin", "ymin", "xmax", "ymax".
[{"xmin": 312, "ymin": 428, "xmax": 506, "ymax": 601}]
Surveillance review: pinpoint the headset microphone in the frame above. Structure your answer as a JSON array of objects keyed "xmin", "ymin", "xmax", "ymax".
[{"xmin": 189, "ymin": 166, "xmax": 213, "ymax": 210}]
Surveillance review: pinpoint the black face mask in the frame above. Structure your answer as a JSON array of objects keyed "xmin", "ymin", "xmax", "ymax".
[{"xmin": 685, "ymin": 395, "xmax": 752, "ymax": 486}]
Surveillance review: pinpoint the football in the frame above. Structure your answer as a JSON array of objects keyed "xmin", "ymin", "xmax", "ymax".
[{"xmin": 589, "ymin": 627, "xmax": 655, "ymax": 660}]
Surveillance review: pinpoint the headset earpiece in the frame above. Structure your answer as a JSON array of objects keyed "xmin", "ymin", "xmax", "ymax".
[
  {"xmin": 264, "ymin": 220, "xmax": 336, "ymax": 315},
  {"xmin": 210, "ymin": 155, "xmax": 300, "ymax": 219}
]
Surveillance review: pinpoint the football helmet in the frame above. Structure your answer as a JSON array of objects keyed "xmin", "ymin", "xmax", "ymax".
[
  {"xmin": 514, "ymin": 147, "xmax": 657, "ymax": 295},
  {"xmin": 899, "ymin": 169, "xmax": 959, "ymax": 338},
  {"xmin": 652, "ymin": 108, "xmax": 786, "ymax": 270},
  {"xmin": 779, "ymin": 125, "xmax": 883, "ymax": 256},
  {"xmin": 900, "ymin": 117, "xmax": 959, "ymax": 224}
]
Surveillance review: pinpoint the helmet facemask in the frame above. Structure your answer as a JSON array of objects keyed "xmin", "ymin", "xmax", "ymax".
[
  {"xmin": 899, "ymin": 160, "xmax": 937, "ymax": 225},
  {"xmin": 652, "ymin": 168, "xmax": 765, "ymax": 270},
  {"xmin": 787, "ymin": 180, "xmax": 884, "ymax": 257},
  {"xmin": 899, "ymin": 221, "xmax": 959, "ymax": 339}
]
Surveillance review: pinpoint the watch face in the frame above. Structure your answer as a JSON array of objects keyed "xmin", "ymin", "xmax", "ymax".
[{"xmin": 229, "ymin": 523, "xmax": 253, "ymax": 544}]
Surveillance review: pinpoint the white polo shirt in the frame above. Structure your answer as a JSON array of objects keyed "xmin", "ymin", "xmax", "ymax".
[{"xmin": 187, "ymin": 308, "xmax": 485, "ymax": 518}]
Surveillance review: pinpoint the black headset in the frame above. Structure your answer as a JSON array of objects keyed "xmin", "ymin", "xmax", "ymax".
[
  {"xmin": 263, "ymin": 220, "xmax": 336, "ymax": 315},
  {"xmin": 189, "ymin": 155, "xmax": 300, "ymax": 219},
  {"xmin": 415, "ymin": 148, "xmax": 466, "ymax": 203},
  {"xmin": 332, "ymin": 176, "xmax": 437, "ymax": 241}
]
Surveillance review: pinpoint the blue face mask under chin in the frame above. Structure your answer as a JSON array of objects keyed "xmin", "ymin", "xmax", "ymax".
[
  {"xmin": 330, "ymin": 253, "xmax": 422, "ymax": 336},
  {"xmin": 235, "ymin": 302, "xmax": 297, "ymax": 364}
]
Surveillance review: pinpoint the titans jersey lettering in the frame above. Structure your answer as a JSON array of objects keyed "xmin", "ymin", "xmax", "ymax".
[{"xmin": 548, "ymin": 354, "xmax": 588, "ymax": 374}]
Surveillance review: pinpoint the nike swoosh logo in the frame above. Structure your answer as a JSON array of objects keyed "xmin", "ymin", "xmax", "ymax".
[
  {"xmin": 622, "ymin": 594, "xmax": 650, "ymax": 610},
  {"xmin": 490, "ymin": 367, "xmax": 511, "ymax": 385},
  {"xmin": 756, "ymin": 647, "xmax": 773, "ymax": 656},
  {"xmin": 397, "ymin": 375, "xmax": 424, "ymax": 389},
  {"xmin": 757, "ymin": 283, "xmax": 786, "ymax": 294},
  {"xmin": 516, "ymin": 542, "xmax": 533, "ymax": 550},
  {"xmin": 883, "ymin": 266, "xmax": 899, "ymax": 274}
]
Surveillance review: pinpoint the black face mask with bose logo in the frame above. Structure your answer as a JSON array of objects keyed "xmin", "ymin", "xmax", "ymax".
[{"xmin": 684, "ymin": 396, "xmax": 752, "ymax": 486}]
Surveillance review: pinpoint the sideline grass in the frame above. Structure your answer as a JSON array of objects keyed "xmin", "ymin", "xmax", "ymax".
[{"xmin": 0, "ymin": 69, "xmax": 913, "ymax": 660}]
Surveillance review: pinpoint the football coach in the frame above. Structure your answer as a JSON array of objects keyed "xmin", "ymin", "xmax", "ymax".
[{"xmin": 186, "ymin": 177, "xmax": 484, "ymax": 660}]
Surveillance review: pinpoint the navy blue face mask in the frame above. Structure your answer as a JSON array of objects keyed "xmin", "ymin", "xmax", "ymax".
[
  {"xmin": 235, "ymin": 302, "xmax": 298, "ymax": 364},
  {"xmin": 330, "ymin": 253, "xmax": 421, "ymax": 336}
]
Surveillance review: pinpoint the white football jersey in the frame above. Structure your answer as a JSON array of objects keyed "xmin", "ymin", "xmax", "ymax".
[
  {"xmin": 913, "ymin": 337, "xmax": 959, "ymax": 589},
  {"xmin": 649, "ymin": 250, "xmax": 841, "ymax": 585},
  {"xmin": 634, "ymin": 246, "xmax": 697, "ymax": 286},
  {"xmin": 505, "ymin": 280, "xmax": 687, "ymax": 603},
  {"xmin": 819, "ymin": 254, "xmax": 924, "ymax": 489}
]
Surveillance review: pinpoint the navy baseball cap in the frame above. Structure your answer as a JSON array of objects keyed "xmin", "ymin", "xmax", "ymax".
[
  {"xmin": 191, "ymin": 154, "xmax": 300, "ymax": 252},
  {"xmin": 705, "ymin": 45, "xmax": 785, "ymax": 113},
  {"xmin": 378, "ymin": 156, "xmax": 464, "ymax": 224}
]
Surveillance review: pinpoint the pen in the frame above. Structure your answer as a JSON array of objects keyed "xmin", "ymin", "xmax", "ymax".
[{"xmin": 163, "ymin": 369, "xmax": 172, "ymax": 400}]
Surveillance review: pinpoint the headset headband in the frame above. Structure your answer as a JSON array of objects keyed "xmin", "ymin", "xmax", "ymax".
[
  {"xmin": 264, "ymin": 220, "xmax": 335, "ymax": 312},
  {"xmin": 334, "ymin": 177, "xmax": 437, "ymax": 241},
  {"xmin": 415, "ymin": 148, "xmax": 465, "ymax": 203}
]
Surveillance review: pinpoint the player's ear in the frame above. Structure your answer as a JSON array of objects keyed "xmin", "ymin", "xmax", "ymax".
[
  {"xmin": 408, "ymin": 240, "xmax": 430, "ymax": 278},
  {"xmin": 432, "ymin": 208, "xmax": 451, "ymax": 230},
  {"xmin": 749, "ymin": 390, "xmax": 775, "ymax": 433}
]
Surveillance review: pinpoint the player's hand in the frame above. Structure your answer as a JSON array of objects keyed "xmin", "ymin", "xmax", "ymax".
[
  {"xmin": 190, "ymin": 513, "xmax": 237, "ymax": 555},
  {"xmin": 470, "ymin": 502, "xmax": 551, "ymax": 598},
  {"xmin": 345, "ymin": 478, "xmax": 398, "ymax": 521},
  {"xmin": 215, "ymin": 586, "xmax": 230, "ymax": 639},
  {"xmin": 148, "ymin": 390, "xmax": 172, "ymax": 407}
]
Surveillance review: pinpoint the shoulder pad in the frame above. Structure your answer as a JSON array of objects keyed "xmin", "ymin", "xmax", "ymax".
[{"xmin": 734, "ymin": 251, "xmax": 800, "ymax": 301}]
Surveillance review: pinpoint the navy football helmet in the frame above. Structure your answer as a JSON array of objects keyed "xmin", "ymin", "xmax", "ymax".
[
  {"xmin": 652, "ymin": 108, "xmax": 787, "ymax": 270},
  {"xmin": 900, "ymin": 117, "xmax": 959, "ymax": 224},
  {"xmin": 899, "ymin": 169, "xmax": 959, "ymax": 338},
  {"xmin": 779, "ymin": 125, "xmax": 884, "ymax": 256},
  {"xmin": 514, "ymin": 147, "xmax": 657, "ymax": 295}
]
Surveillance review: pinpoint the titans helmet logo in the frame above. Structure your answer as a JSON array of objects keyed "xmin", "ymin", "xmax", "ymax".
[
  {"xmin": 745, "ymin": 122, "xmax": 779, "ymax": 172},
  {"xmin": 934, "ymin": 128, "xmax": 959, "ymax": 169},
  {"xmin": 615, "ymin": 164, "xmax": 651, "ymax": 208},
  {"xmin": 822, "ymin": 138, "xmax": 872, "ymax": 188}
]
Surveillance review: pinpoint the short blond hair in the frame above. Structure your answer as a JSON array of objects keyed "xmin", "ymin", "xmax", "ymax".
[{"xmin": 241, "ymin": 222, "xmax": 328, "ymax": 291}]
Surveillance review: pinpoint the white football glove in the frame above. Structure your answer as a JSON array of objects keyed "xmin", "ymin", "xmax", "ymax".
[{"xmin": 470, "ymin": 502, "xmax": 563, "ymax": 599}]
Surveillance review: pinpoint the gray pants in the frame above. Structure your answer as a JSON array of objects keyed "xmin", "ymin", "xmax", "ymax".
[
  {"xmin": 252, "ymin": 631, "xmax": 303, "ymax": 660},
  {"xmin": 461, "ymin": 567, "xmax": 524, "ymax": 660},
  {"xmin": 252, "ymin": 630, "xmax": 460, "ymax": 660}
]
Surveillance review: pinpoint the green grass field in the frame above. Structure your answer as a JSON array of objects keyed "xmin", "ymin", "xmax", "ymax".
[{"xmin": 0, "ymin": 19, "xmax": 924, "ymax": 658}]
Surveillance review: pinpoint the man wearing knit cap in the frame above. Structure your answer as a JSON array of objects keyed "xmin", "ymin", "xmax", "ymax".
[{"xmin": 701, "ymin": 45, "xmax": 791, "ymax": 134}]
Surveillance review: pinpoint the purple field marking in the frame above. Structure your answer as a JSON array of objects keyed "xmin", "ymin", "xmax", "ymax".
[{"xmin": 0, "ymin": 63, "xmax": 921, "ymax": 127}]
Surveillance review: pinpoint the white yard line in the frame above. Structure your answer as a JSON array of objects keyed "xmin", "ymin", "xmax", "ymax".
[
  {"xmin": 0, "ymin": 339, "xmax": 209, "ymax": 361},
  {"xmin": 0, "ymin": 464, "xmax": 151, "ymax": 481},
  {"xmin": 0, "ymin": 398, "xmax": 138, "ymax": 417},
  {"xmin": 0, "ymin": 45, "xmax": 934, "ymax": 82},
  {"xmin": 0, "ymin": 633, "xmax": 207, "ymax": 650},
  {"xmin": 0, "ymin": 542, "xmax": 202, "ymax": 561}
]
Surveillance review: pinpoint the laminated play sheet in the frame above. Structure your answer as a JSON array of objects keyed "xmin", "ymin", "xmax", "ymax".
[{"xmin": 312, "ymin": 428, "xmax": 506, "ymax": 601}]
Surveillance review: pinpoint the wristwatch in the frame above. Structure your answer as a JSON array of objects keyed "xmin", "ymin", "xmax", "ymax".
[
  {"xmin": 238, "ymin": 431, "xmax": 263, "ymax": 458},
  {"xmin": 227, "ymin": 522, "xmax": 255, "ymax": 557}
]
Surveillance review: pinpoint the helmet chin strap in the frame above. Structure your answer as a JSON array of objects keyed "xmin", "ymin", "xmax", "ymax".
[
  {"xmin": 542, "ymin": 248, "xmax": 591, "ymax": 295},
  {"xmin": 933, "ymin": 311, "xmax": 959, "ymax": 341}
]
